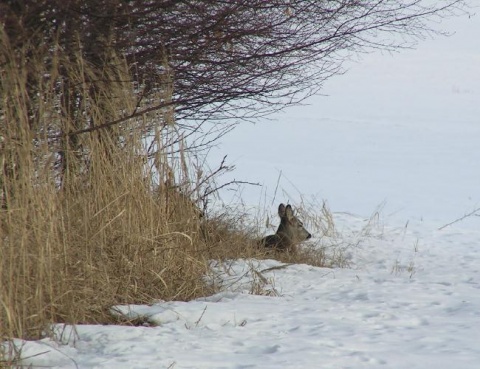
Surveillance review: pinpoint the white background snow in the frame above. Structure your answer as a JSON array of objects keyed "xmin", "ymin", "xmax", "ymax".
[{"xmin": 12, "ymin": 10, "xmax": 480, "ymax": 369}]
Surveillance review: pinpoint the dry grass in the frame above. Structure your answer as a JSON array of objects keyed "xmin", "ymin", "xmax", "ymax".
[
  {"xmin": 0, "ymin": 28, "xmax": 257, "ymax": 346},
  {"xmin": 0, "ymin": 26, "xmax": 339, "ymax": 364},
  {"xmin": 0, "ymin": 127, "xmax": 215, "ymax": 338}
]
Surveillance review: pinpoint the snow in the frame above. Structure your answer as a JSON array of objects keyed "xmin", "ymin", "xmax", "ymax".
[{"xmin": 8, "ymin": 12, "xmax": 480, "ymax": 369}]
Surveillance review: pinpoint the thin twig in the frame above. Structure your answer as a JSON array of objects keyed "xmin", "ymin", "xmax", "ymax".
[
  {"xmin": 271, "ymin": 170, "xmax": 282, "ymax": 206},
  {"xmin": 194, "ymin": 306, "xmax": 208, "ymax": 328},
  {"xmin": 438, "ymin": 207, "xmax": 480, "ymax": 230}
]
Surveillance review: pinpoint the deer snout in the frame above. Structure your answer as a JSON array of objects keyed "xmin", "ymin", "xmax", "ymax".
[{"xmin": 306, "ymin": 233, "xmax": 312, "ymax": 239}]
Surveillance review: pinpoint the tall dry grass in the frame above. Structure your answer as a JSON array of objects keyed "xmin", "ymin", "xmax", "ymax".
[{"xmin": 0, "ymin": 29, "xmax": 259, "ymax": 346}]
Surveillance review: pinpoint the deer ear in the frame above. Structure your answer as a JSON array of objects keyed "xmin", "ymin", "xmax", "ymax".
[
  {"xmin": 278, "ymin": 203, "xmax": 286, "ymax": 217},
  {"xmin": 285, "ymin": 204, "xmax": 294, "ymax": 219}
]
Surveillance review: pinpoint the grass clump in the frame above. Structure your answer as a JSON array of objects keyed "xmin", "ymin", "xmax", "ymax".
[{"xmin": 0, "ymin": 26, "xmax": 256, "ymax": 343}]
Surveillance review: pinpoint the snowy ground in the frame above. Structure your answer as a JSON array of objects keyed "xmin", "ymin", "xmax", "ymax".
[
  {"xmin": 14, "ymin": 217, "xmax": 480, "ymax": 369},
  {"xmin": 9, "ymin": 11, "xmax": 480, "ymax": 369}
]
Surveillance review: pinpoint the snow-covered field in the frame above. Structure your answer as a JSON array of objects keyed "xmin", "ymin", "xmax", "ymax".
[{"xmin": 11, "ymin": 12, "xmax": 480, "ymax": 369}]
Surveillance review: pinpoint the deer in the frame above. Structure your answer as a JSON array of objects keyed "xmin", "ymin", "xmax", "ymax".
[{"xmin": 259, "ymin": 203, "xmax": 312, "ymax": 253}]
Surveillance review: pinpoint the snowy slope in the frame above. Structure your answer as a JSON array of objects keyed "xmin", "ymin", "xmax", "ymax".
[{"xmin": 9, "ymin": 11, "xmax": 480, "ymax": 369}]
